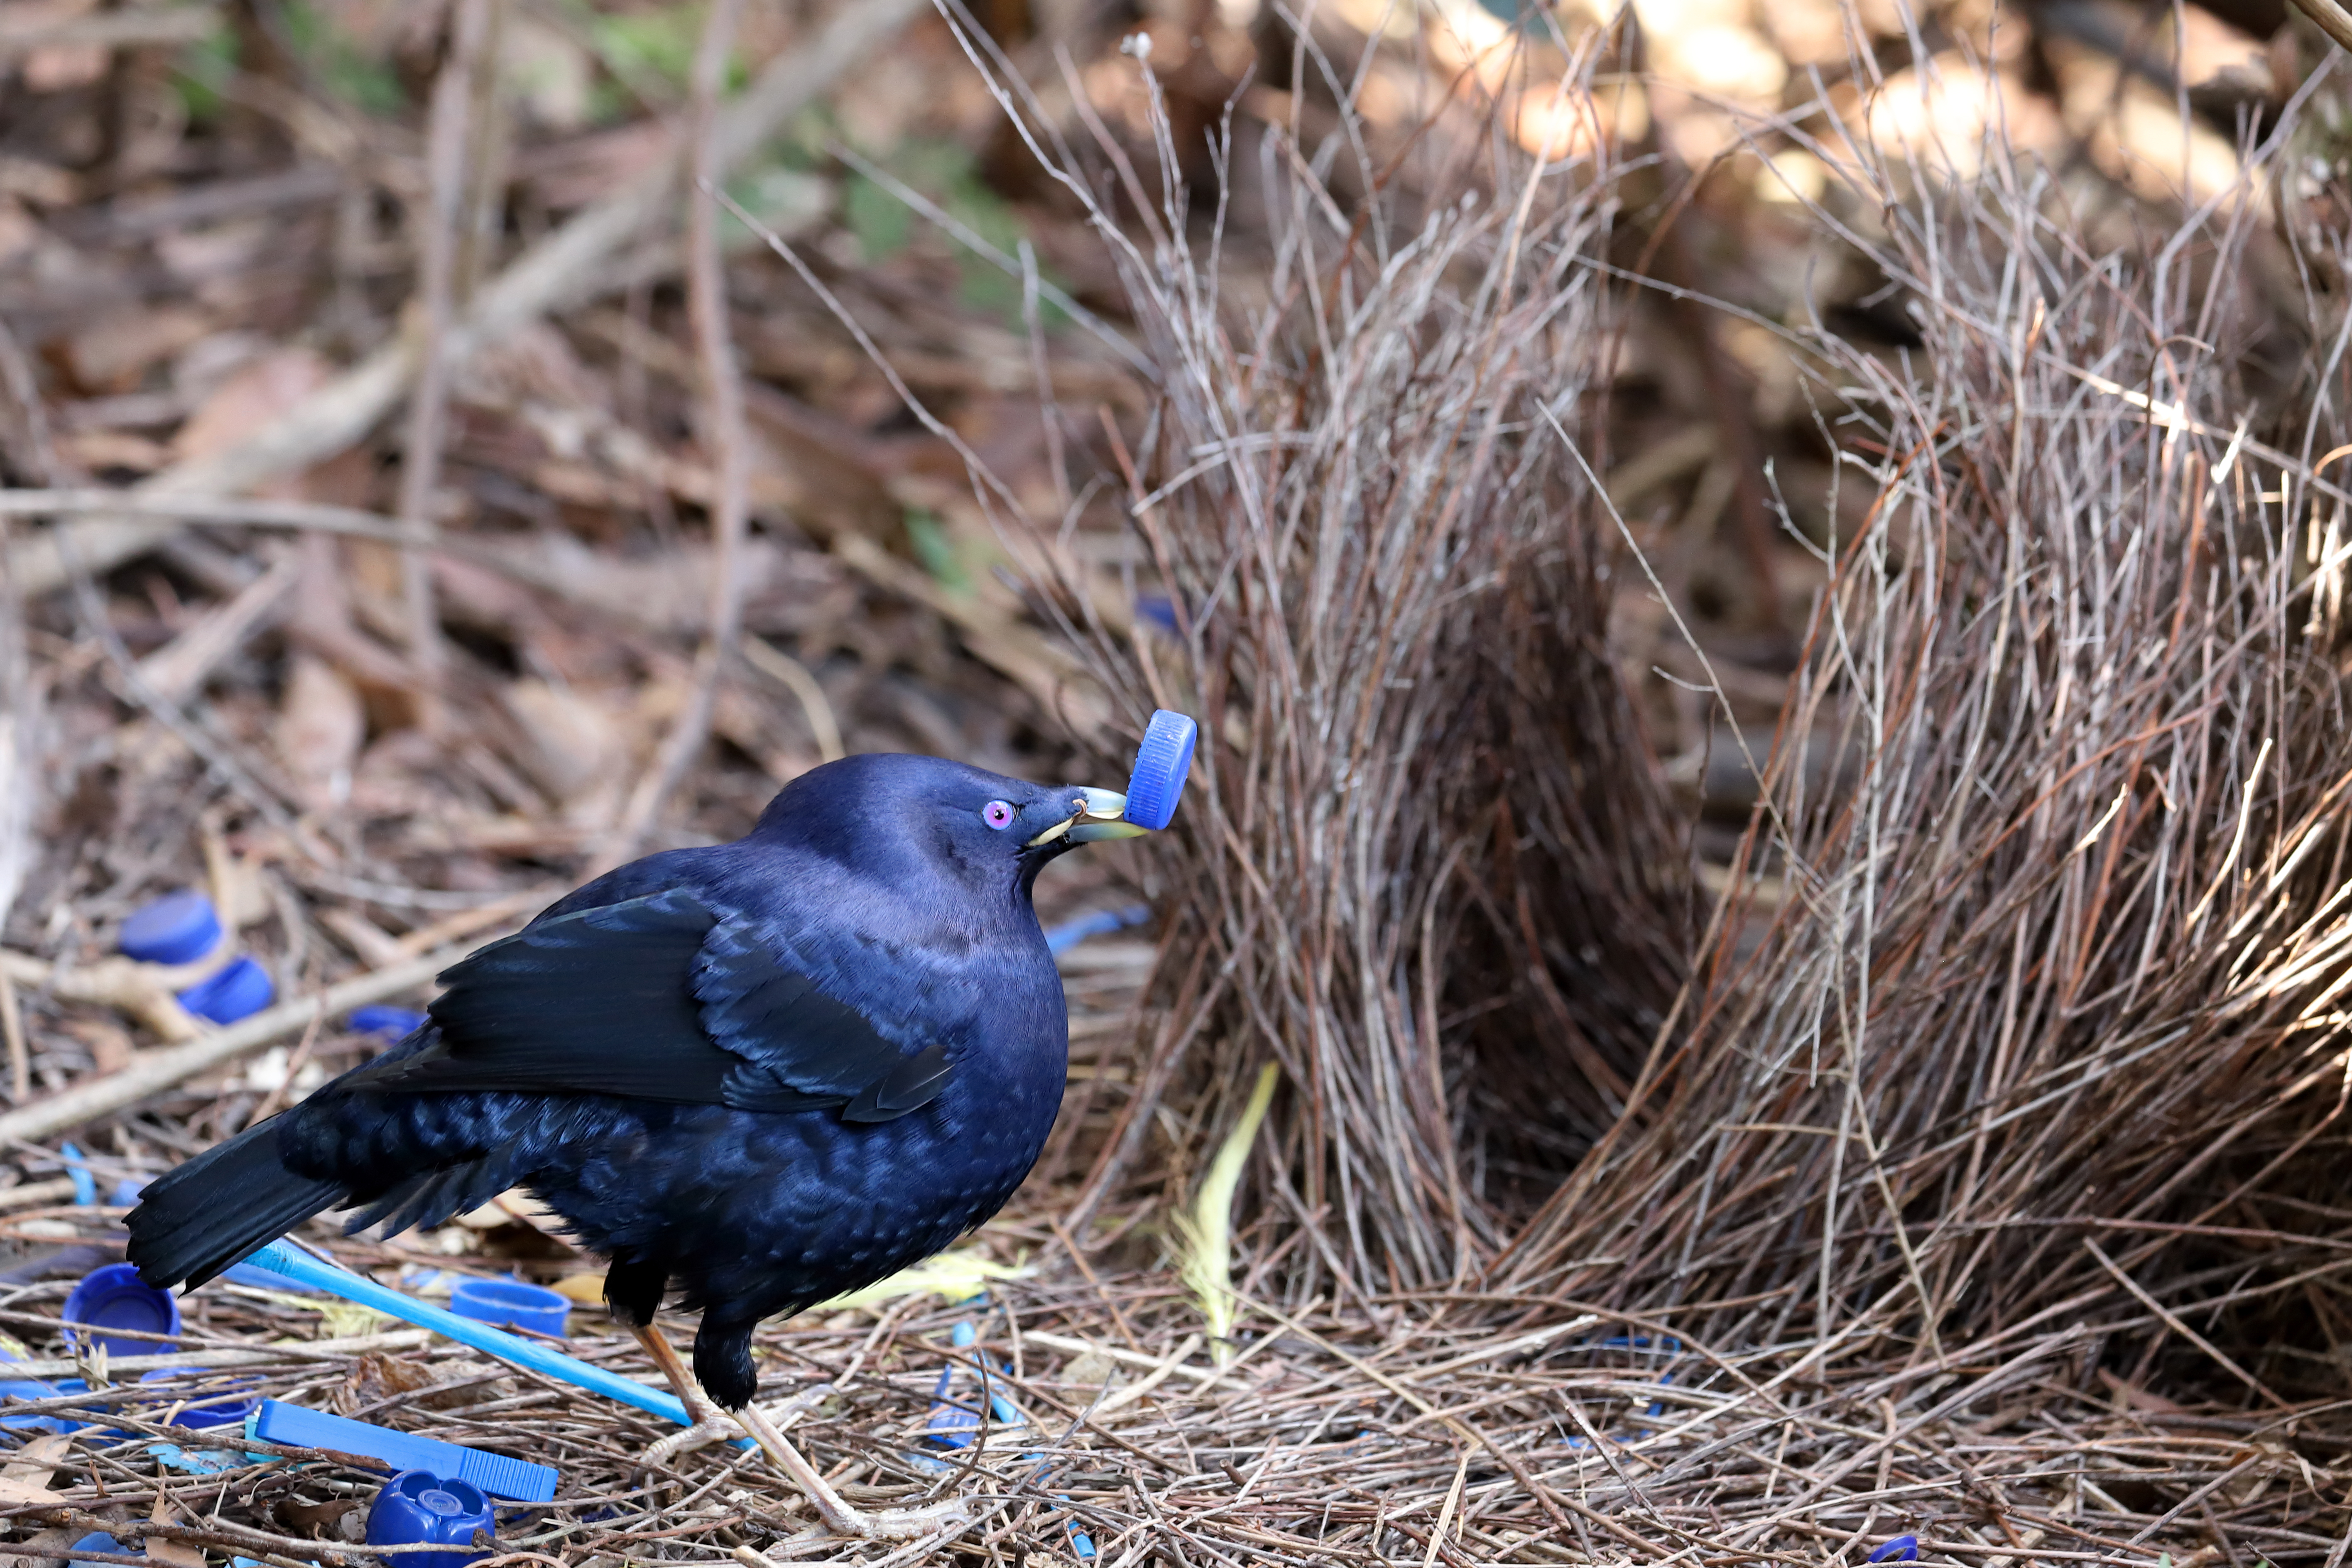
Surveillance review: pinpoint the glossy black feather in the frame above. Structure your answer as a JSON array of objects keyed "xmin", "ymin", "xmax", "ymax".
[{"xmin": 342, "ymin": 887, "xmax": 947, "ymax": 1118}]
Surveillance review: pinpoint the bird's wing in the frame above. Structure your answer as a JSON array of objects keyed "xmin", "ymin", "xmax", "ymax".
[{"xmin": 341, "ymin": 888, "xmax": 954, "ymax": 1121}]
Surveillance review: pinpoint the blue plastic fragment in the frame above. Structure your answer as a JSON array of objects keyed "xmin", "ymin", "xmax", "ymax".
[
  {"xmin": 119, "ymin": 892, "xmax": 222, "ymax": 966},
  {"xmin": 67, "ymin": 1531, "xmax": 131, "ymax": 1568},
  {"xmin": 449, "ymin": 1278, "xmax": 568, "ymax": 1338},
  {"xmin": 1071, "ymin": 1528, "xmax": 1096, "ymax": 1559},
  {"xmin": 924, "ymin": 1322, "xmax": 1022, "ymax": 1449},
  {"xmin": 59, "ymin": 1143, "xmax": 96, "ymax": 1208},
  {"xmin": 0, "ymin": 1371, "xmax": 85, "ymax": 1433},
  {"xmin": 63, "ymin": 1262, "xmax": 181, "ymax": 1356},
  {"xmin": 249, "ymin": 1401, "xmax": 557, "ymax": 1503},
  {"xmin": 137, "ymin": 1368, "xmax": 260, "ymax": 1430},
  {"xmin": 348, "ymin": 1005, "xmax": 426, "ymax": 1039},
  {"xmin": 1868, "ymin": 1535, "xmax": 1920, "ymax": 1563},
  {"xmin": 110, "ymin": 1176, "xmax": 150, "ymax": 1208},
  {"xmin": 1134, "ymin": 595, "xmax": 1181, "ymax": 635},
  {"xmin": 1044, "ymin": 904, "xmax": 1152, "ymax": 957},
  {"xmin": 367, "ymin": 1470, "xmax": 497, "ymax": 1568},
  {"xmin": 177, "ymin": 956, "xmax": 274, "ymax": 1025},
  {"xmin": 1121, "ymin": 710, "xmax": 1197, "ymax": 833},
  {"xmin": 146, "ymin": 1443, "xmax": 261, "ymax": 1475}
]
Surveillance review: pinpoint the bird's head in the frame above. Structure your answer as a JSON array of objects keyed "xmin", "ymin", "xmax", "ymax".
[{"xmin": 752, "ymin": 753, "xmax": 1147, "ymax": 903}]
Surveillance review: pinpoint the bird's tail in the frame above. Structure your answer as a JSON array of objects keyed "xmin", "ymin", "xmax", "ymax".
[{"xmin": 125, "ymin": 1122, "xmax": 345, "ymax": 1290}]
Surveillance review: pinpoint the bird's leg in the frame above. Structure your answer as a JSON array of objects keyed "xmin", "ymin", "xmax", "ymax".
[
  {"xmin": 630, "ymin": 1324, "xmax": 969, "ymax": 1542},
  {"xmin": 632, "ymin": 1323, "xmax": 749, "ymax": 1462}
]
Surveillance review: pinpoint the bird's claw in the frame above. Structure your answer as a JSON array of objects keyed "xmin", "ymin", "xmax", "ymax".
[{"xmin": 644, "ymin": 1411, "xmax": 746, "ymax": 1464}]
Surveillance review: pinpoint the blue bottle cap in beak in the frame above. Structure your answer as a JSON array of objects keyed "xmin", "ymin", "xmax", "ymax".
[{"xmin": 1122, "ymin": 710, "xmax": 1197, "ymax": 832}]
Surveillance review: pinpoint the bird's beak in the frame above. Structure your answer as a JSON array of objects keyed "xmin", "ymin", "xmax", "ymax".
[{"xmin": 1030, "ymin": 786, "xmax": 1148, "ymax": 846}]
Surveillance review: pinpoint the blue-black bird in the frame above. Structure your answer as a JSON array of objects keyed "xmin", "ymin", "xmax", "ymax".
[{"xmin": 125, "ymin": 753, "xmax": 1152, "ymax": 1537}]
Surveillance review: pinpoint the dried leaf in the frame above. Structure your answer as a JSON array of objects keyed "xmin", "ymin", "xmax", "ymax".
[{"xmin": 277, "ymin": 655, "xmax": 366, "ymax": 815}]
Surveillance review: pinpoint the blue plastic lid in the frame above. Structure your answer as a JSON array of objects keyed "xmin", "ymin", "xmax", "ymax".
[
  {"xmin": 177, "ymin": 956, "xmax": 274, "ymax": 1025},
  {"xmin": 250, "ymin": 1400, "xmax": 558, "ymax": 1502},
  {"xmin": 366, "ymin": 1471, "xmax": 495, "ymax": 1568},
  {"xmin": 448, "ymin": 1277, "xmax": 568, "ymax": 1339},
  {"xmin": 68, "ymin": 1531, "xmax": 130, "ymax": 1568},
  {"xmin": 120, "ymin": 892, "xmax": 223, "ymax": 966},
  {"xmin": 63, "ymin": 1262, "xmax": 181, "ymax": 1355},
  {"xmin": 1122, "ymin": 710, "xmax": 1197, "ymax": 832},
  {"xmin": 348, "ymin": 1006, "xmax": 426, "ymax": 1039}
]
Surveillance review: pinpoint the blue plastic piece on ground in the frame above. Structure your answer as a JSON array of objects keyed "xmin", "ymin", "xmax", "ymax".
[
  {"xmin": 926, "ymin": 1322, "xmax": 982, "ymax": 1449},
  {"xmin": 64, "ymin": 1262, "xmax": 181, "ymax": 1355},
  {"xmin": 250, "ymin": 1401, "xmax": 557, "ymax": 1503},
  {"xmin": 177, "ymin": 956, "xmax": 274, "ymax": 1025},
  {"xmin": 924, "ymin": 1322, "xmax": 1022, "ymax": 1449},
  {"xmin": 1122, "ymin": 710, "xmax": 1196, "ymax": 832},
  {"xmin": 59, "ymin": 1143, "xmax": 96, "ymax": 1208},
  {"xmin": 146, "ymin": 1443, "xmax": 256, "ymax": 1475},
  {"xmin": 110, "ymin": 1175, "xmax": 149, "ymax": 1208},
  {"xmin": 68, "ymin": 1531, "xmax": 131, "ymax": 1568},
  {"xmin": 1044, "ymin": 904, "xmax": 1152, "ymax": 957},
  {"xmin": 1868, "ymin": 1535, "xmax": 1920, "ymax": 1563},
  {"xmin": 0, "ymin": 1367, "xmax": 70, "ymax": 1431},
  {"xmin": 235, "ymin": 1242, "xmax": 704, "ymax": 1440},
  {"xmin": 119, "ymin": 892, "xmax": 222, "ymax": 966},
  {"xmin": 366, "ymin": 1470, "xmax": 497, "ymax": 1568},
  {"xmin": 138, "ymin": 1368, "xmax": 260, "ymax": 1430},
  {"xmin": 348, "ymin": 1005, "xmax": 426, "ymax": 1039},
  {"xmin": 449, "ymin": 1278, "xmax": 568, "ymax": 1338}
]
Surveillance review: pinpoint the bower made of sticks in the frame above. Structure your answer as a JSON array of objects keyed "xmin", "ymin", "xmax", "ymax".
[{"xmin": 1020, "ymin": 48, "xmax": 2352, "ymax": 1394}]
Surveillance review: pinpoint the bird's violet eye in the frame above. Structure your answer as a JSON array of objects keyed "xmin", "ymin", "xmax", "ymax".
[{"xmin": 982, "ymin": 800, "xmax": 1017, "ymax": 831}]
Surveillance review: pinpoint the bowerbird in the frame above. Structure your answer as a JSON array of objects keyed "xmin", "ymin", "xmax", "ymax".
[{"xmin": 126, "ymin": 752, "xmax": 1164, "ymax": 1539}]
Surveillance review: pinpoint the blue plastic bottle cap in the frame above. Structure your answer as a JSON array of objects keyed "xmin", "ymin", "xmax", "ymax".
[
  {"xmin": 1122, "ymin": 710, "xmax": 1197, "ymax": 833},
  {"xmin": 449, "ymin": 1277, "xmax": 568, "ymax": 1338},
  {"xmin": 365, "ymin": 1470, "xmax": 497, "ymax": 1568},
  {"xmin": 120, "ymin": 892, "xmax": 223, "ymax": 966},
  {"xmin": 137, "ymin": 1368, "xmax": 260, "ymax": 1430},
  {"xmin": 177, "ymin": 956, "xmax": 274, "ymax": 1025},
  {"xmin": 348, "ymin": 1005, "xmax": 426, "ymax": 1039},
  {"xmin": 63, "ymin": 1262, "xmax": 181, "ymax": 1356},
  {"xmin": 68, "ymin": 1531, "xmax": 130, "ymax": 1568}
]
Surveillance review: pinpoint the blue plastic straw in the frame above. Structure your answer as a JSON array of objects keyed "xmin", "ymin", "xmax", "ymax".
[{"xmin": 239, "ymin": 1243, "xmax": 696, "ymax": 1429}]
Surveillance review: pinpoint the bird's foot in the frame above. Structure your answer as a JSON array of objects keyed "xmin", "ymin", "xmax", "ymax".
[
  {"xmin": 738, "ymin": 1398, "xmax": 973, "ymax": 1542},
  {"xmin": 645, "ymin": 1382, "xmax": 839, "ymax": 1466},
  {"xmin": 644, "ymin": 1410, "xmax": 746, "ymax": 1465}
]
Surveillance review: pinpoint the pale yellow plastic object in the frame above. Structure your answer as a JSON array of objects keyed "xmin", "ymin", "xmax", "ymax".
[{"xmin": 1176, "ymin": 1063, "xmax": 1281, "ymax": 1365}]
